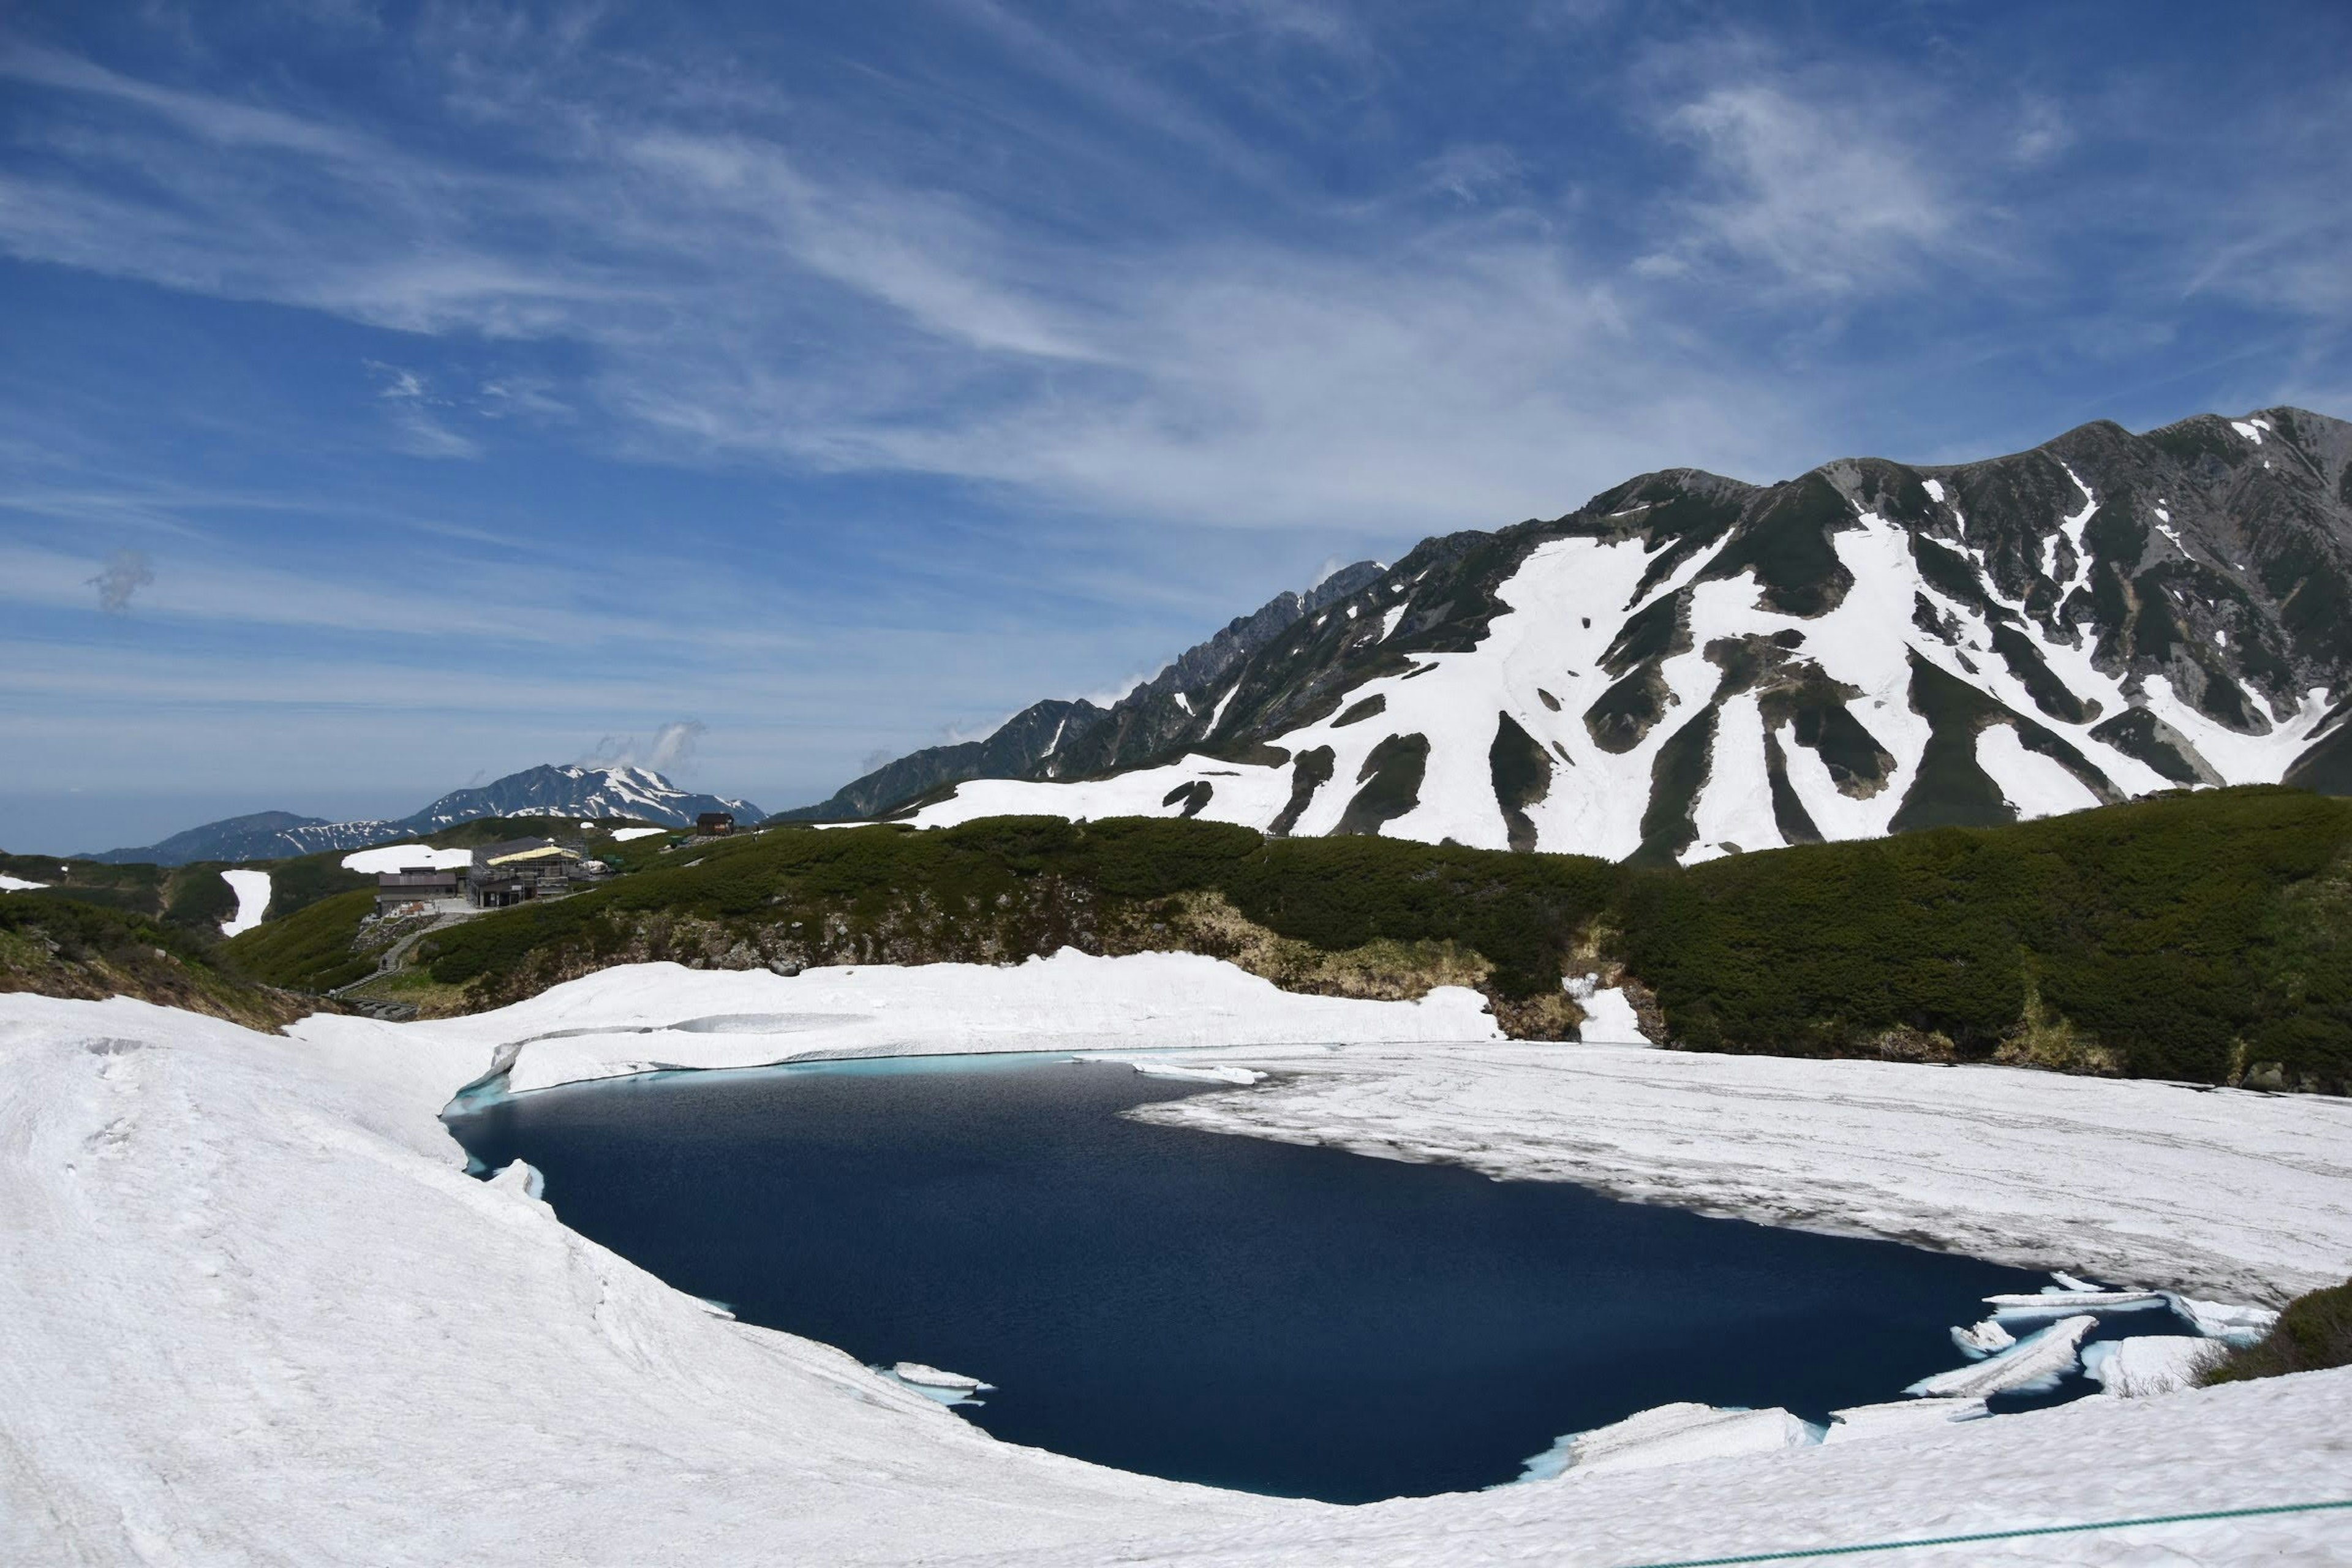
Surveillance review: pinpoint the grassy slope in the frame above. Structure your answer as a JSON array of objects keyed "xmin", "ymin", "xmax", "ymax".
[
  {"xmin": 1620, "ymin": 786, "xmax": 2352, "ymax": 1085},
  {"xmin": 0, "ymin": 893, "xmax": 318, "ymax": 1030},
  {"xmin": 218, "ymin": 817, "xmax": 685, "ymax": 991},
  {"xmin": 388, "ymin": 788, "xmax": 2352, "ymax": 1091},
  {"xmin": 0, "ymin": 853, "xmax": 245, "ymax": 935},
  {"xmin": 224, "ymin": 889, "xmax": 383, "ymax": 992},
  {"xmin": 58, "ymin": 790, "xmax": 2345, "ymax": 1093}
]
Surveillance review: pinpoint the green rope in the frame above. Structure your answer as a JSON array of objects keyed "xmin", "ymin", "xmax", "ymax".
[{"xmin": 1609, "ymin": 1498, "xmax": 2352, "ymax": 1567}]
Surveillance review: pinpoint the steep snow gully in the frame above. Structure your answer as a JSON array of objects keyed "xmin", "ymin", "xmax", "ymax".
[{"xmin": 4, "ymin": 955, "xmax": 2348, "ymax": 1565}]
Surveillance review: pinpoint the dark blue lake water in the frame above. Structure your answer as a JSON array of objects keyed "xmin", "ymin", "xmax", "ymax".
[{"xmin": 444, "ymin": 1054, "xmax": 2143, "ymax": 1503}]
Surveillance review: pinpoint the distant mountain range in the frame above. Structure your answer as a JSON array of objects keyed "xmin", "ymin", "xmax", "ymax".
[
  {"xmin": 788, "ymin": 405, "xmax": 2352, "ymax": 863},
  {"xmin": 91, "ymin": 765, "xmax": 764, "ymax": 865}
]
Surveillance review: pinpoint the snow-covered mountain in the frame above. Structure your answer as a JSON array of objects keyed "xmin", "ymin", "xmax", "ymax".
[
  {"xmin": 399, "ymin": 764, "xmax": 760, "ymax": 834},
  {"xmin": 859, "ymin": 407, "xmax": 2352, "ymax": 862},
  {"xmin": 778, "ymin": 562, "xmax": 1388, "ymax": 821},
  {"xmin": 92, "ymin": 766, "xmax": 764, "ymax": 865}
]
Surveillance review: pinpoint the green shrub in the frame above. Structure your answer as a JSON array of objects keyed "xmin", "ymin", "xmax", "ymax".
[
  {"xmin": 2204, "ymin": 1280, "xmax": 2352, "ymax": 1382},
  {"xmin": 221, "ymin": 890, "xmax": 380, "ymax": 992}
]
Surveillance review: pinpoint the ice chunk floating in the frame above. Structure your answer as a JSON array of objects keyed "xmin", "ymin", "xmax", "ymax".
[{"xmin": 447, "ymin": 1056, "xmax": 2061, "ymax": 1504}]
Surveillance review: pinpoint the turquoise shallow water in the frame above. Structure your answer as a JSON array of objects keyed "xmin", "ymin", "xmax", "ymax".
[{"xmin": 445, "ymin": 1055, "xmax": 2148, "ymax": 1503}]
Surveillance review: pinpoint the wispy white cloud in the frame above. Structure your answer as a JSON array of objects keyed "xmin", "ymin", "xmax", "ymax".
[
  {"xmin": 367, "ymin": 361, "xmax": 482, "ymax": 458},
  {"xmin": 1638, "ymin": 76, "xmax": 1961, "ymax": 293},
  {"xmin": 0, "ymin": 21, "xmax": 2091, "ymax": 543}
]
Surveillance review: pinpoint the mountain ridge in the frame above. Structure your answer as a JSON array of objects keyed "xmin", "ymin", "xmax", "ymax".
[
  {"xmin": 777, "ymin": 560, "xmax": 1390, "ymax": 821},
  {"xmin": 834, "ymin": 405, "xmax": 2352, "ymax": 861}
]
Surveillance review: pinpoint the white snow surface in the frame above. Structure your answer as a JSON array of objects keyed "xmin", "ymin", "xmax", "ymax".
[
  {"xmin": 1986, "ymin": 1288, "xmax": 2167, "ymax": 1318},
  {"xmin": 340, "ymin": 843, "xmax": 474, "ymax": 873},
  {"xmin": 609, "ymin": 826, "xmax": 668, "ymax": 842},
  {"xmin": 1907, "ymin": 1315, "xmax": 2096, "ymax": 1398},
  {"xmin": 1124, "ymin": 1036, "xmax": 2352, "ymax": 1305},
  {"xmin": 1953, "ymin": 1319, "xmax": 2016, "ymax": 1359},
  {"xmin": 0, "ymin": 873, "xmax": 48, "ymax": 891},
  {"xmin": 1521, "ymin": 1403, "xmax": 1820, "ymax": 1480},
  {"xmin": 891, "ymin": 1362, "xmax": 993, "ymax": 1391},
  {"xmin": 6, "ymin": 967, "xmax": 2352, "ymax": 1565},
  {"xmin": 1821, "ymin": 1398, "xmax": 1986, "ymax": 1444},
  {"xmin": 1126, "ymin": 1061, "xmax": 1268, "ymax": 1085},
  {"xmin": 217, "ymin": 869, "xmax": 270, "ymax": 937},
  {"xmin": 2084, "ymin": 1337, "xmax": 2227, "ymax": 1398},
  {"xmin": 329, "ymin": 952, "xmax": 1499, "ymax": 1096},
  {"xmin": 2170, "ymin": 1295, "xmax": 2281, "ymax": 1346},
  {"xmin": 1202, "ymin": 682, "xmax": 1242, "ymax": 734},
  {"xmin": 1572, "ymin": 981, "xmax": 1653, "ymax": 1044}
]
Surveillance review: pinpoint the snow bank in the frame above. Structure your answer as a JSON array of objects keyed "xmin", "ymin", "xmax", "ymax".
[
  {"xmin": 1126, "ymin": 1062, "xmax": 1268, "ymax": 1085},
  {"xmin": 0, "ymin": 873, "xmax": 48, "ymax": 891},
  {"xmin": 218, "ymin": 868, "xmax": 270, "ymax": 937},
  {"xmin": 881, "ymin": 1362, "xmax": 996, "ymax": 1406},
  {"xmin": 1821, "ymin": 1398, "xmax": 1986, "ymax": 1444},
  {"xmin": 609, "ymin": 826, "xmax": 667, "ymax": 842},
  {"xmin": 290, "ymin": 951, "xmax": 1503, "ymax": 1097},
  {"xmin": 1907, "ymin": 1314, "xmax": 2096, "ymax": 1398},
  {"xmin": 1128, "ymin": 1039, "xmax": 2352, "ymax": 1303},
  {"xmin": 1567, "ymin": 978, "xmax": 1652, "ymax": 1044},
  {"xmin": 2168, "ymin": 1295, "xmax": 2280, "ymax": 1347},
  {"xmin": 1986, "ymin": 1288, "xmax": 2167, "ymax": 1319},
  {"xmin": 341, "ymin": 843, "xmax": 473, "ymax": 873},
  {"xmin": 0, "ymin": 992, "xmax": 1263, "ymax": 1567},
  {"xmin": 891, "ymin": 1362, "xmax": 993, "ymax": 1391},
  {"xmin": 1519, "ymin": 1403, "xmax": 1820, "ymax": 1480},
  {"xmin": 2084, "ymin": 1338, "xmax": 2226, "ymax": 1398}
]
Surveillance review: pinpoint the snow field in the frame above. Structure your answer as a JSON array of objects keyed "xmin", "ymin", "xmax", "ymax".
[
  {"xmin": 2083, "ymin": 1337, "xmax": 2228, "ymax": 1398},
  {"xmin": 0, "ymin": 872, "xmax": 49, "ymax": 891},
  {"xmin": 1126, "ymin": 1031, "xmax": 2352, "ymax": 1306},
  {"xmin": 1518, "ymin": 1403, "xmax": 1822, "ymax": 1480},
  {"xmin": 6, "ymin": 959, "xmax": 2351, "ymax": 1566}
]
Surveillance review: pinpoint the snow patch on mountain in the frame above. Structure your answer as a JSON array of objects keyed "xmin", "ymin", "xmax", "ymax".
[{"xmin": 217, "ymin": 870, "xmax": 270, "ymax": 937}]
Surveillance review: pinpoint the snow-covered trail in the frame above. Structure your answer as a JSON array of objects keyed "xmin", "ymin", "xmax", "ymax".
[{"xmin": 5, "ymin": 960, "xmax": 2350, "ymax": 1566}]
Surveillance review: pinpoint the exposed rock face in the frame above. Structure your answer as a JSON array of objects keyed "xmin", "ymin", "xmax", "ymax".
[
  {"xmin": 773, "ymin": 699, "xmax": 1108, "ymax": 823},
  {"xmin": 872, "ymin": 407, "xmax": 2352, "ymax": 862},
  {"xmin": 777, "ymin": 561, "xmax": 1387, "ymax": 820}
]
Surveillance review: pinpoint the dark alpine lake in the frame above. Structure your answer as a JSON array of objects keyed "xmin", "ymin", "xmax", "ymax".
[{"xmin": 447, "ymin": 1053, "xmax": 2086, "ymax": 1503}]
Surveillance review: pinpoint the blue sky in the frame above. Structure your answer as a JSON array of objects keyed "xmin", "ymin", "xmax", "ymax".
[{"xmin": 3, "ymin": 1, "xmax": 2349, "ymax": 851}]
